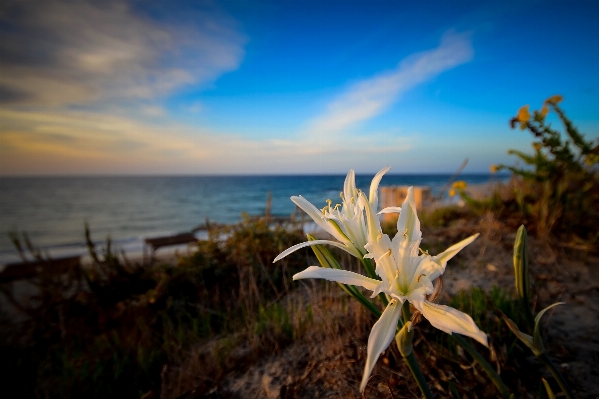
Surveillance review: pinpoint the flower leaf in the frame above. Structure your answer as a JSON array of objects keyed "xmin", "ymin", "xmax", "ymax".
[
  {"xmin": 542, "ymin": 378, "xmax": 557, "ymax": 399},
  {"xmin": 533, "ymin": 302, "xmax": 565, "ymax": 352},
  {"xmin": 513, "ymin": 225, "xmax": 535, "ymax": 328},
  {"xmin": 498, "ymin": 311, "xmax": 538, "ymax": 354}
]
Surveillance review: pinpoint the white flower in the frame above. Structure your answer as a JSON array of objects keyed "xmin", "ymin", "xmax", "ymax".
[
  {"xmin": 293, "ymin": 187, "xmax": 487, "ymax": 392},
  {"xmin": 274, "ymin": 166, "xmax": 391, "ymax": 262}
]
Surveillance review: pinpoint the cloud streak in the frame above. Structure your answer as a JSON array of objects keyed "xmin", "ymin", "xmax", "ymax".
[
  {"xmin": 0, "ymin": 107, "xmax": 413, "ymax": 175},
  {"xmin": 0, "ymin": 17, "xmax": 471, "ymax": 175},
  {"xmin": 308, "ymin": 31, "xmax": 473, "ymax": 134},
  {"xmin": 0, "ymin": 0, "xmax": 246, "ymax": 106}
]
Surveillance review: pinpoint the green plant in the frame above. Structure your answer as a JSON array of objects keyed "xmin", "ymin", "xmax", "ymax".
[
  {"xmin": 493, "ymin": 96, "xmax": 599, "ymax": 244},
  {"xmin": 1, "ymin": 219, "xmax": 308, "ymax": 399}
]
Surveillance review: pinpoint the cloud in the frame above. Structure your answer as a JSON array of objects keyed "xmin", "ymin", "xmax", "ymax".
[
  {"xmin": 0, "ymin": 106, "xmax": 414, "ymax": 175},
  {"xmin": 0, "ymin": 21, "xmax": 471, "ymax": 175},
  {"xmin": 184, "ymin": 101, "xmax": 205, "ymax": 114},
  {"xmin": 0, "ymin": 0, "xmax": 246, "ymax": 106},
  {"xmin": 141, "ymin": 106, "xmax": 166, "ymax": 117},
  {"xmin": 308, "ymin": 31, "xmax": 473, "ymax": 134}
]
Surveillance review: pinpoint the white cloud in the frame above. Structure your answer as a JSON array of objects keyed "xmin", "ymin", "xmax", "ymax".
[
  {"xmin": 308, "ymin": 31, "xmax": 473, "ymax": 134},
  {"xmin": 0, "ymin": 23, "xmax": 473, "ymax": 175},
  {"xmin": 0, "ymin": 0, "xmax": 246, "ymax": 106}
]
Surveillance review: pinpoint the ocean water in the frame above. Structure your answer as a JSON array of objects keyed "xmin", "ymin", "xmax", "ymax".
[{"xmin": 0, "ymin": 174, "xmax": 504, "ymax": 265}]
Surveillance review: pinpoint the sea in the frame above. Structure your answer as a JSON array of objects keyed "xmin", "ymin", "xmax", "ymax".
[{"xmin": 0, "ymin": 174, "xmax": 506, "ymax": 266}]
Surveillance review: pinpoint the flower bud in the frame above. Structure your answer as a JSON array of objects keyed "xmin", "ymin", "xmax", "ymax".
[
  {"xmin": 395, "ymin": 321, "xmax": 414, "ymax": 357},
  {"xmin": 544, "ymin": 94, "xmax": 563, "ymax": 105},
  {"xmin": 516, "ymin": 105, "xmax": 530, "ymax": 130},
  {"xmin": 513, "ymin": 225, "xmax": 530, "ymax": 305}
]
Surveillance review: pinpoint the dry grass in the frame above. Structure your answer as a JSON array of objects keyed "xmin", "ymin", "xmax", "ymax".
[{"xmin": 2, "ymin": 214, "xmax": 598, "ymax": 398}]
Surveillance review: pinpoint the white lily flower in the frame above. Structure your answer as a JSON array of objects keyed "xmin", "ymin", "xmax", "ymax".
[
  {"xmin": 293, "ymin": 187, "xmax": 487, "ymax": 392},
  {"xmin": 274, "ymin": 166, "xmax": 391, "ymax": 262}
]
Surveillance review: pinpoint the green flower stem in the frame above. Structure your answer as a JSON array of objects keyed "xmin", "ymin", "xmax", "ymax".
[
  {"xmin": 360, "ymin": 256, "xmax": 377, "ymax": 279},
  {"xmin": 450, "ymin": 334, "xmax": 511, "ymax": 399},
  {"xmin": 400, "ymin": 301, "xmax": 434, "ymax": 399},
  {"xmin": 404, "ymin": 352, "xmax": 434, "ymax": 399},
  {"xmin": 308, "ymin": 240, "xmax": 382, "ymax": 317},
  {"xmin": 538, "ymin": 353, "xmax": 574, "ymax": 399},
  {"xmin": 348, "ymin": 285, "xmax": 382, "ymax": 317},
  {"xmin": 402, "ymin": 300, "xmax": 411, "ymax": 325}
]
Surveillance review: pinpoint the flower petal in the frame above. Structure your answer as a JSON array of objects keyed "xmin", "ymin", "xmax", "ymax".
[
  {"xmin": 377, "ymin": 206, "xmax": 402, "ymax": 215},
  {"xmin": 291, "ymin": 195, "xmax": 350, "ymax": 244},
  {"xmin": 369, "ymin": 166, "xmax": 391, "ymax": 208},
  {"xmin": 395, "ymin": 187, "xmax": 422, "ymax": 245},
  {"xmin": 416, "ymin": 300, "xmax": 488, "ymax": 347},
  {"xmin": 361, "ymin": 193, "xmax": 382, "ymax": 244},
  {"xmin": 291, "ymin": 196, "xmax": 328, "ymax": 230},
  {"xmin": 428, "ymin": 233, "xmax": 479, "ymax": 280},
  {"xmin": 343, "ymin": 169, "xmax": 357, "ymax": 205},
  {"xmin": 360, "ymin": 300, "xmax": 402, "ymax": 392},
  {"xmin": 292, "ymin": 266, "xmax": 381, "ymax": 292},
  {"xmin": 273, "ymin": 239, "xmax": 357, "ymax": 262}
]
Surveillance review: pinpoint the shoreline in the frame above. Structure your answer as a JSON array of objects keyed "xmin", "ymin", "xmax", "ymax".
[{"xmin": 0, "ymin": 179, "xmax": 507, "ymax": 268}]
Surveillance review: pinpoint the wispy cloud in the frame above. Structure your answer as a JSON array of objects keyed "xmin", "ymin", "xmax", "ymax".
[
  {"xmin": 0, "ymin": 106, "xmax": 414, "ymax": 175},
  {"xmin": 0, "ymin": 15, "xmax": 473, "ymax": 175},
  {"xmin": 0, "ymin": 0, "xmax": 246, "ymax": 106},
  {"xmin": 308, "ymin": 31, "xmax": 473, "ymax": 134}
]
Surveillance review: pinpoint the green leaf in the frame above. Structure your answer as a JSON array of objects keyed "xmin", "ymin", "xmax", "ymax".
[
  {"xmin": 513, "ymin": 226, "xmax": 529, "ymax": 301},
  {"xmin": 542, "ymin": 378, "xmax": 557, "ymax": 399},
  {"xmin": 533, "ymin": 302, "xmax": 564, "ymax": 351},
  {"xmin": 513, "ymin": 225, "xmax": 535, "ymax": 328},
  {"xmin": 306, "ymin": 234, "xmax": 341, "ymax": 270},
  {"xmin": 507, "ymin": 149, "xmax": 537, "ymax": 165},
  {"xmin": 448, "ymin": 382, "xmax": 462, "ymax": 399},
  {"xmin": 498, "ymin": 310, "xmax": 538, "ymax": 354},
  {"xmin": 307, "ymin": 235, "xmax": 382, "ymax": 318}
]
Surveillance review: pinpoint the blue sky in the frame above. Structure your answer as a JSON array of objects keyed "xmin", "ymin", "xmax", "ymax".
[{"xmin": 1, "ymin": 0, "xmax": 598, "ymax": 175}]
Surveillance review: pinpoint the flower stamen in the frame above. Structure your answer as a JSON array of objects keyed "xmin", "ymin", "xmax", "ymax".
[{"xmin": 376, "ymin": 249, "xmax": 392, "ymax": 263}]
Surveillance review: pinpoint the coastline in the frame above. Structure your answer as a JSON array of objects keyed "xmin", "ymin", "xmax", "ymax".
[{"xmin": 0, "ymin": 178, "xmax": 507, "ymax": 268}]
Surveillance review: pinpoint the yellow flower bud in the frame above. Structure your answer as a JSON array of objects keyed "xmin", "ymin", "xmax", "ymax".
[
  {"xmin": 586, "ymin": 154, "xmax": 599, "ymax": 166},
  {"xmin": 452, "ymin": 180, "xmax": 467, "ymax": 190},
  {"xmin": 544, "ymin": 95, "xmax": 563, "ymax": 105},
  {"xmin": 533, "ymin": 142, "xmax": 542, "ymax": 151},
  {"xmin": 490, "ymin": 164, "xmax": 497, "ymax": 173},
  {"xmin": 540, "ymin": 105, "xmax": 549, "ymax": 118},
  {"xmin": 516, "ymin": 105, "xmax": 530, "ymax": 130},
  {"xmin": 449, "ymin": 188, "xmax": 455, "ymax": 197}
]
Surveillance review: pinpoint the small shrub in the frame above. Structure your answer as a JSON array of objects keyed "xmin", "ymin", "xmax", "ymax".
[{"xmin": 494, "ymin": 96, "xmax": 599, "ymax": 245}]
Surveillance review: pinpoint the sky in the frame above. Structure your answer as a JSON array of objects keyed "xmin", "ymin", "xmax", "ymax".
[{"xmin": 1, "ymin": 0, "xmax": 598, "ymax": 176}]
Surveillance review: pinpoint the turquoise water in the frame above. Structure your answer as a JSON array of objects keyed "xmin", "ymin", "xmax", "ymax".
[{"xmin": 0, "ymin": 174, "xmax": 505, "ymax": 264}]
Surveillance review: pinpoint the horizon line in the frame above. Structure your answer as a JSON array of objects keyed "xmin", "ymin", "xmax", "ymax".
[{"xmin": 0, "ymin": 172, "xmax": 509, "ymax": 178}]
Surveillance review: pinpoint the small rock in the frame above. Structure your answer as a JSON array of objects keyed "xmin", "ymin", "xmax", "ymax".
[{"xmin": 486, "ymin": 264, "xmax": 498, "ymax": 272}]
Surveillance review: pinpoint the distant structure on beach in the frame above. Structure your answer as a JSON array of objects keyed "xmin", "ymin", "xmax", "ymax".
[{"xmin": 379, "ymin": 186, "xmax": 431, "ymax": 222}]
